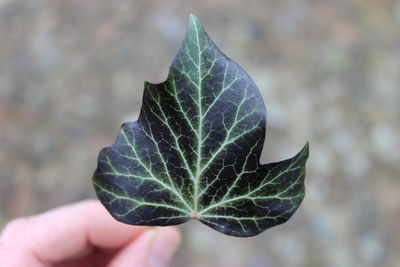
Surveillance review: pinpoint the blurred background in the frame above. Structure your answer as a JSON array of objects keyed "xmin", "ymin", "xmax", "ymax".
[{"xmin": 1, "ymin": 0, "xmax": 399, "ymax": 266}]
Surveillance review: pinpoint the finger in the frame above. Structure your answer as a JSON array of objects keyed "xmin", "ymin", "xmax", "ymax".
[
  {"xmin": 108, "ymin": 227, "xmax": 181, "ymax": 267},
  {"xmin": 0, "ymin": 200, "xmax": 149, "ymax": 264},
  {"xmin": 0, "ymin": 243, "xmax": 43, "ymax": 267}
]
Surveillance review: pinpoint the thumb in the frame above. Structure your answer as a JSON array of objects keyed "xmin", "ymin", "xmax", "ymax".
[{"xmin": 108, "ymin": 227, "xmax": 181, "ymax": 267}]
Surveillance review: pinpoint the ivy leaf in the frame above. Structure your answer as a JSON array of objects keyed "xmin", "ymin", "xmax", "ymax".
[{"xmin": 93, "ymin": 14, "xmax": 309, "ymax": 237}]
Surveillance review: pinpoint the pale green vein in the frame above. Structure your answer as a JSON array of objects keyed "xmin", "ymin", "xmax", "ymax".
[
  {"xmin": 119, "ymin": 129, "xmax": 192, "ymax": 212},
  {"xmin": 141, "ymin": 112, "xmax": 193, "ymax": 212},
  {"xmin": 192, "ymin": 14, "xmax": 204, "ymax": 213},
  {"xmin": 198, "ymin": 152, "xmax": 307, "ymax": 215},
  {"xmin": 145, "ymin": 89, "xmax": 195, "ymax": 180},
  {"xmin": 198, "ymin": 84, "xmax": 259, "ymax": 176},
  {"xmin": 95, "ymin": 182, "xmax": 189, "ymax": 214},
  {"xmin": 202, "ymin": 64, "xmax": 237, "ymax": 119},
  {"xmin": 168, "ymin": 80, "xmax": 197, "ymax": 136},
  {"xmin": 216, "ymin": 140, "xmax": 261, "ymax": 202}
]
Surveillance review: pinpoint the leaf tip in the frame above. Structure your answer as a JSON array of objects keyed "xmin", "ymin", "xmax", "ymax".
[
  {"xmin": 304, "ymin": 141, "xmax": 310, "ymax": 157},
  {"xmin": 293, "ymin": 141, "xmax": 310, "ymax": 165},
  {"xmin": 188, "ymin": 13, "xmax": 203, "ymax": 30},
  {"xmin": 188, "ymin": 13, "xmax": 199, "ymax": 22}
]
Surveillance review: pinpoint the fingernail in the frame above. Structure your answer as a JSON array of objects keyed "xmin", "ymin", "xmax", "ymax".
[{"xmin": 148, "ymin": 228, "xmax": 178, "ymax": 267}]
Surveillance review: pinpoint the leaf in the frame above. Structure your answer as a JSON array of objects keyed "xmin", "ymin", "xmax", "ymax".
[{"xmin": 93, "ymin": 14, "xmax": 309, "ymax": 237}]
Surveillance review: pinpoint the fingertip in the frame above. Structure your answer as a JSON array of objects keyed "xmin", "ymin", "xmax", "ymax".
[
  {"xmin": 0, "ymin": 200, "xmax": 151, "ymax": 263},
  {"xmin": 0, "ymin": 217, "xmax": 31, "ymax": 244},
  {"xmin": 108, "ymin": 227, "xmax": 181, "ymax": 267},
  {"xmin": 148, "ymin": 227, "xmax": 181, "ymax": 267},
  {"xmin": 108, "ymin": 228, "xmax": 156, "ymax": 267},
  {"xmin": 153, "ymin": 226, "xmax": 182, "ymax": 248}
]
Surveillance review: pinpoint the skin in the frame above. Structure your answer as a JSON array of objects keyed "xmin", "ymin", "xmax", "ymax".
[{"xmin": 0, "ymin": 200, "xmax": 181, "ymax": 267}]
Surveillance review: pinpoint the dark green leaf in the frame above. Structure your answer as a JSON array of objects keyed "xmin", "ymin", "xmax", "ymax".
[{"xmin": 93, "ymin": 14, "xmax": 309, "ymax": 237}]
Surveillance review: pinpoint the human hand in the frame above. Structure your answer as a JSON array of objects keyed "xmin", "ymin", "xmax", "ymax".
[{"xmin": 0, "ymin": 200, "xmax": 181, "ymax": 267}]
